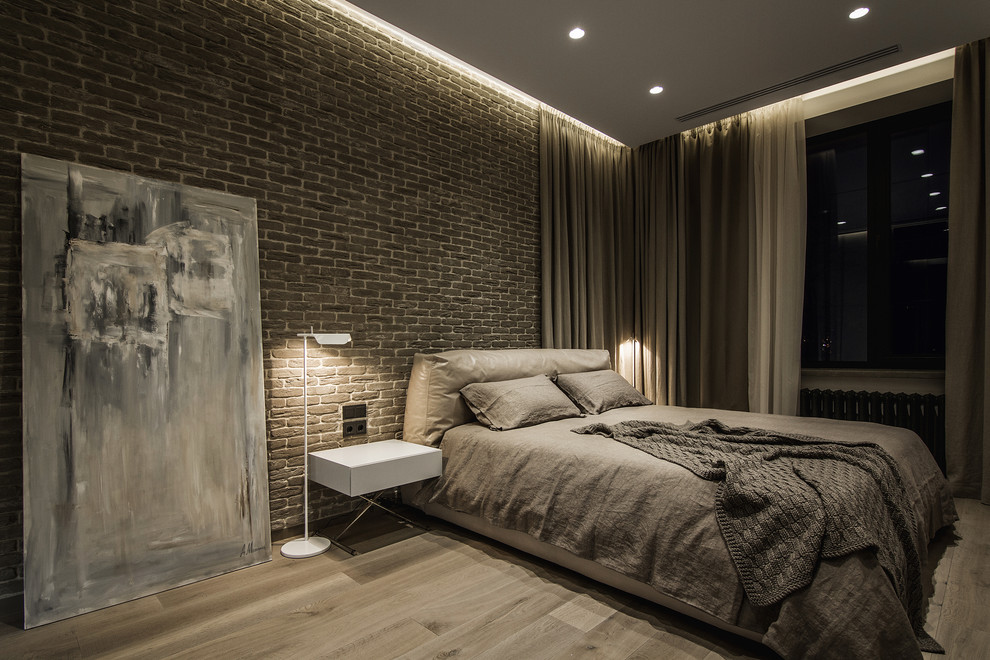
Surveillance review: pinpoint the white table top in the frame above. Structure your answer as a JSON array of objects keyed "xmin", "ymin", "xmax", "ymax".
[{"xmin": 309, "ymin": 439, "xmax": 439, "ymax": 469}]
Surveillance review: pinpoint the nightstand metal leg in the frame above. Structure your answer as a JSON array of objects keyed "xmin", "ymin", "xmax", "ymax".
[{"xmin": 330, "ymin": 489, "xmax": 429, "ymax": 555}]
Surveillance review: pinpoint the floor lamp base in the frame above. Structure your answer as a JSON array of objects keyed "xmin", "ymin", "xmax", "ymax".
[{"xmin": 280, "ymin": 535, "xmax": 332, "ymax": 559}]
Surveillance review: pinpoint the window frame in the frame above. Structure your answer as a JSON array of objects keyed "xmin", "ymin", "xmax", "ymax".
[{"xmin": 802, "ymin": 100, "xmax": 951, "ymax": 371}]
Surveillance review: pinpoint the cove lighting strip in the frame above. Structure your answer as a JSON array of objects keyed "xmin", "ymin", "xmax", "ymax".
[{"xmin": 321, "ymin": 0, "xmax": 627, "ymax": 147}]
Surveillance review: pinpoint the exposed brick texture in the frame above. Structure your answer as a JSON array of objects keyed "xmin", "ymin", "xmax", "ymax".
[{"xmin": 0, "ymin": 0, "xmax": 541, "ymax": 598}]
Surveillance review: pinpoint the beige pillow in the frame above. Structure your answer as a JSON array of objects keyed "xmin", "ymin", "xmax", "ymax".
[
  {"xmin": 460, "ymin": 374, "xmax": 582, "ymax": 430},
  {"xmin": 554, "ymin": 369, "xmax": 652, "ymax": 414}
]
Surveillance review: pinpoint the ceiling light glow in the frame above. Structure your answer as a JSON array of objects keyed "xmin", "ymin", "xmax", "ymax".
[
  {"xmin": 936, "ymin": 206, "xmax": 947, "ymax": 211},
  {"xmin": 649, "ymin": 85, "xmax": 664, "ymax": 95},
  {"xmin": 921, "ymin": 173, "xmax": 933, "ymax": 178},
  {"xmin": 569, "ymin": 27, "xmax": 585, "ymax": 39},
  {"xmin": 837, "ymin": 221, "xmax": 847, "ymax": 225},
  {"xmin": 930, "ymin": 191, "xmax": 941, "ymax": 197},
  {"xmin": 849, "ymin": 7, "xmax": 870, "ymax": 19},
  {"xmin": 911, "ymin": 149, "xmax": 925, "ymax": 155}
]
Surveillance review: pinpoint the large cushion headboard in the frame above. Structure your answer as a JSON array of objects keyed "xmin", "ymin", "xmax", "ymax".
[{"xmin": 402, "ymin": 348, "xmax": 611, "ymax": 446}]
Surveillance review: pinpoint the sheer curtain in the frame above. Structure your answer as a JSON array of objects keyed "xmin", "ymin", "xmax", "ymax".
[
  {"xmin": 945, "ymin": 38, "xmax": 990, "ymax": 502},
  {"xmin": 540, "ymin": 107, "xmax": 634, "ymax": 363},
  {"xmin": 747, "ymin": 99, "xmax": 807, "ymax": 415}
]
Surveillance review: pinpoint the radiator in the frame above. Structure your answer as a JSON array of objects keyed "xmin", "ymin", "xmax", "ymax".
[{"xmin": 799, "ymin": 388, "xmax": 946, "ymax": 473}]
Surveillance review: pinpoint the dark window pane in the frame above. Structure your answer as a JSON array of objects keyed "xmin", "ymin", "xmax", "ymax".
[
  {"xmin": 803, "ymin": 133, "xmax": 869, "ymax": 363},
  {"xmin": 888, "ymin": 119, "xmax": 950, "ymax": 357},
  {"xmin": 802, "ymin": 101, "xmax": 949, "ymax": 368}
]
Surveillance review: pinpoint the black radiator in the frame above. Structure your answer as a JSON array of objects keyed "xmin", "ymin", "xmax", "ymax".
[{"xmin": 799, "ymin": 388, "xmax": 946, "ymax": 473}]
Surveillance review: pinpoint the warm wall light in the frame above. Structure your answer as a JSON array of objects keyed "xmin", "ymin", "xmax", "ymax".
[
  {"xmin": 618, "ymin": 338, "xmax": 640, "ymax": 385},
  {"xmin": 569, "ymin": 27, "xmax": 585, "ymax": 39},
  {"xmin": 281, "ymin": 329, "xmax": 352, "ymax": 559},
  {"xmin": 849, "ymin": 7, "xmax": 870, "ymax": 19}
]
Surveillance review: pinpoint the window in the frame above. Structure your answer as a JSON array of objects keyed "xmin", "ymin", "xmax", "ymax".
[{"xmin": 802, "ymin": 102, "xmax": 950, "ymax": 369}]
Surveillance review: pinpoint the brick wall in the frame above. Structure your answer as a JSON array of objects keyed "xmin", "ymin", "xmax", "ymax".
[{"xmin": 0, "ymin": 0, "xmax": 542, "ymax": 598}]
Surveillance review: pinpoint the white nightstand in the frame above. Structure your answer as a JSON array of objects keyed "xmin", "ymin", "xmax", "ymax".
[{"xmin": 308, "ymin": 440, "xmax": 442, "ymax": 554}]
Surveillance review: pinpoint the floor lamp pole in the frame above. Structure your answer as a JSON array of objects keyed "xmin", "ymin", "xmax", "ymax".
[{"xmin": 280, "ymin": 332, "xmax": 332, "ymax": 558}]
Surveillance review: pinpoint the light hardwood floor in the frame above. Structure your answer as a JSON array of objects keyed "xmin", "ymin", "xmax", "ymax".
[{"xmin": 1, "ymin": 499, "xmax": 986, "ymax": 659}]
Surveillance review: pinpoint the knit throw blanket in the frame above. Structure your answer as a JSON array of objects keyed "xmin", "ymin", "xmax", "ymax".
[{"xmin": 574, "ymin": 418, "xmax": 942, "ymax": 654}]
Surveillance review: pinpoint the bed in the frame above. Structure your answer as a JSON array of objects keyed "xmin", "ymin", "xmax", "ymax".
[{"xmin": 400, "ymin": 348, "xmax": 957, "ymax": 659}]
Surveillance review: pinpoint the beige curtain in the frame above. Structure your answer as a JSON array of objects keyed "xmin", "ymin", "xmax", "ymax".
[
  {"xmin": 747, "ymin": 99, "xmax": 807, "ymax": 415},
  {"xmin": 946, "ymin": 38, "xmax": 990, "ymax": 502},
  {"xmin": 540, "ymin": 107, "xmax": 634, "ymax": 362}
]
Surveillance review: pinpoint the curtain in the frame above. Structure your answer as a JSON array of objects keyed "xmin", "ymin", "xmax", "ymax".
[
  {"xmin": 540, "ymin": 107, "xmax": 633, "ymax": 363},
  {"xmin": 747, "ymin": 99, "xmax": 807, "ymax": 415},
  {"xmin": 946, "ymin": 38, "xmax": 990, "ymax": 502},
  {"xmin": 631, "ymin": 137, "xmax": 686, "ymax": 404},
  {"xmin": 678, "ymin": 116, "xmax": 752, "ymax": 411},
  {"xmin": 543, "ymin": 100, "xmax": 806, "ymax": 413},
  {"xmin": 629, "ymin": 100, "xmax": 806, "ymax": 413}
]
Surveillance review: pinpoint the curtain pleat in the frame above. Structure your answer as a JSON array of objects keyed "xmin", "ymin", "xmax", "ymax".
[
  {"xmin": 946, "ymin": 38, "xmax": 990, "ymax": 502},
  {"xmin": 540, "ymin": 108, "xmax": 633, "ymax": 364}
]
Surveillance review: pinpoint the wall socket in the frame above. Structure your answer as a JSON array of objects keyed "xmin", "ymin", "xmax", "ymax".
[{"xmin": 342, "ymin": 403, "xmax": 367, "ymax": 438}]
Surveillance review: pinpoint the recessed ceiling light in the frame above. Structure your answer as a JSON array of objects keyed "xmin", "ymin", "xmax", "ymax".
[
  {"xmin": 911, "ymin": 149, "xmax": 925, "ymax": 155},
  {"xmin": 569, "ymin": 27, "xmax": 585, "ymax": 39},
  {"xmin": 849, "ymin": 7, "xmax": 870, "ymax": 19},
  {"xmin": 936, "ymin": 206, "xmax": 947, "ymax": 211},
  {"xmin": 921, "ymin": 173, "xmax": 934, "ymax": 178},
  {"xmin": 930, "ymin": 191, "xmax": 941, "ymax": 197},
  {"xmin": 837, "ymin": 221, "xmax": 847, "ymax": 225},
  {"xmin": 649, "ymin": 85, "xmax": 664, "ymax": 95}
]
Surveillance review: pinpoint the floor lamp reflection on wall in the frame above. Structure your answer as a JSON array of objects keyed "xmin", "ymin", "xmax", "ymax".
[{"xmin": 281, "ymin": 329, "xmax": 352, "ymax": 559}]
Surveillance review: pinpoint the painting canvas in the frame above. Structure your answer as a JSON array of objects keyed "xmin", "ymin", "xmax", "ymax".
[{"xmin": 20, "ymin": 154, "xmax": 271, "ymax": 628}]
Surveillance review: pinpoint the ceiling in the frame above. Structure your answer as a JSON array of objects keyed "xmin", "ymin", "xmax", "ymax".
[{"xmin": 342, "ymin": 0, "xmax": 990, "ymax": 147}]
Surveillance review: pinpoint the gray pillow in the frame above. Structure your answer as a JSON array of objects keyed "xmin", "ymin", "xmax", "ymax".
[
  {"xmin": 554, "ymin": 369, "xmax": 652, "ymax": 414},
  {"xmin": 460, "ymin": 374, "xmax": 582, "ymax": 430}
]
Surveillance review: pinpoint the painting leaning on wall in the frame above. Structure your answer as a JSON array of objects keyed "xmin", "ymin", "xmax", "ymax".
[{"xmin": 20, "ymin": 154, "xmax": 271, "ymax": 628}]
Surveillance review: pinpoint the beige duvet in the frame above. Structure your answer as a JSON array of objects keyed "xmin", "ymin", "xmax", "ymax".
[{"xmin": 414, "ymin": 404, "xmax": 957, "ymax": 659}]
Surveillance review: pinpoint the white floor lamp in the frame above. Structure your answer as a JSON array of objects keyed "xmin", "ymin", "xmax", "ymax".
[{"xmin": 281, "ymin": 329, "xmax": 352, "ymax": 559}]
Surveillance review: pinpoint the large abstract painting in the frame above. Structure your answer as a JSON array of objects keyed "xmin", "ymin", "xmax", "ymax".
[{"xmin": 20, "ymin": 154, "xmax": 271, "ymax": 628}]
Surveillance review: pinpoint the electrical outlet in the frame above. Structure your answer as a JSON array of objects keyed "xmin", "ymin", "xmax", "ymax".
[
  {"xmin": 342, "ymin": 403, "xmax": 368, "ymax": 437},
  {"xmin": 342, "ymin": 403, "xmax": 367, "ymax": 420}
]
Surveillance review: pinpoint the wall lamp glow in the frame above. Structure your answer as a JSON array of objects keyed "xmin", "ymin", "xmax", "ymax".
[
  {"xmin": 649, "ymin": 85, "xmax": 664, "ymax": 95},
  {"xmin": 849, "ymin": 7, "xmax": 869, "ymax": 19},
  {"xmin": 281, "ymin": 328, "xmax": 352, "ymax": 559},
  {"xmin": 569, "ymin": 27, "xmax": 585, "ymax": 39}
]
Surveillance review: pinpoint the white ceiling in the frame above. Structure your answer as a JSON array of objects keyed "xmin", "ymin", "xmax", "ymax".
[{"xmin": 342, "ymin": 0, "xmax": 990, "ymax": 146}]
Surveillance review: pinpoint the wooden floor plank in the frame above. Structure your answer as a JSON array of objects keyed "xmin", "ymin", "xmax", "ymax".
[
  {"xmin": 473, "ymin": 613, "xmax": 583, "ymax": 660},
  {"xmin": 549, "ymin": 610, "xmax": 657, "ymax": 660},
  {"xmin": 397, "ymin": 590, "xmax": 566, "ymax": 660},
  {"xmin": 549, "ymin": 592, "xmax": 618, "ymax": 633},
  {"xmin": 323, "ymin": 618, "xmax": 437, "ymax": 660}
]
